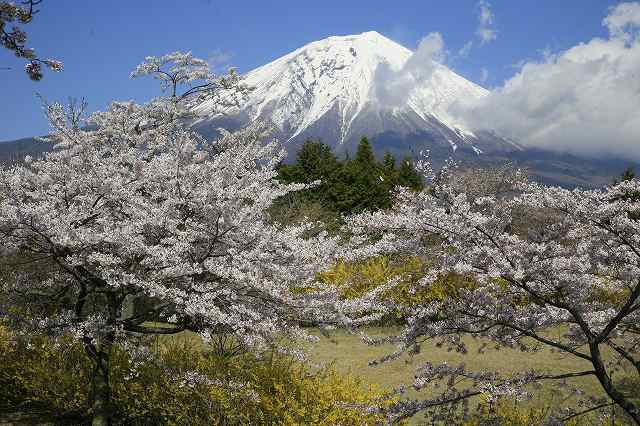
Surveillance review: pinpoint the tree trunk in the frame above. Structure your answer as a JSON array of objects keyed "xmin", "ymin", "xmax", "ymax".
[
  {"xmin": 90, "ymin": 343, "xmax": 113, "ymax": 426},
  {"xmin": 590, "ymin": 343, "xmax": 640, "ymax": 425}
]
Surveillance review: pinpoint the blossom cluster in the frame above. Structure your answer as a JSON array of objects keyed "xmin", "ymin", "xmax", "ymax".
[
  {"xmin": 0, "ymin": 53, "xmax": 344, "ymax": 373},
  {"xmin": 1, "ymin": 1, "xmax": 62, "ymax": 80},
  {"xmin": 343, "ymin": 161, "xmax": 640, "ymax": 422}
]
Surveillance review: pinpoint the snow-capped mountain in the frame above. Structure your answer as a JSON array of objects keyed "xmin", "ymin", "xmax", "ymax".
[
  {"xmin": 192, "ymin": 31, "xmax": 521, "ymax": 157},
  {"xmin": 1, "ymin": 32, "xmax": 635, "ymax": 189},
  {"xmin": 0, "ymin": 31, "xmax": 632, "ymax": 188}
]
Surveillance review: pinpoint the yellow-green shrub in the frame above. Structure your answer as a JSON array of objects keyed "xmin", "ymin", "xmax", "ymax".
[
  {"xmin": 0, "ymin": 327, "xmax": 391, "ymax": 425},
  {"xmin": 0, "ymin": 327, "xmax": 90, "ymax": 421},
  {"xmin": 463, "ymin": 397, "xmax": 626, "ymax": 426},
  {"xmin": 463, "ymin": 400, "xmax": 552, "ymax": 426},
  {"xmin": 319, "ymin": 256, "xmax": 477, "ymax": 314},
  {"xmin": 464, "ymin": 398, "xmax": 630, "ymax": 426}
]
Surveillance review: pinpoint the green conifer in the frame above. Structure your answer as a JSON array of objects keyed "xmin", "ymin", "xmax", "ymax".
[
  {"xmin": 397, "ymin": 155, "xmax": 423, "ymax": 191},
  {"xmin": 382, "ymin": 151, "xmax": 398, "ymax": 190}
]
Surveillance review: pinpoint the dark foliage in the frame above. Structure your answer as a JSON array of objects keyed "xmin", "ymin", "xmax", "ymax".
[{"xmin": 276, "ymin": 138, "xmax": 423, "ymax": 216}]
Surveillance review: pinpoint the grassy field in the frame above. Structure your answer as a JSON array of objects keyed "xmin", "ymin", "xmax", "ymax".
[
  {"xmin": 303, "ymin": 327, "xmax": 631, "ymax": 425},
  {"xmin": 158, "ymin": 325, "xmax": 635, "ymax": 425}
]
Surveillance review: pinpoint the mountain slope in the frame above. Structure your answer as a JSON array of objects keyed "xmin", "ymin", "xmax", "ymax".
[
  {"xmin": 2, "ymin": 31, "xmax": 634, "ymax": 188},
  {"xmin": 0, "ymin": 136, "xmax": 52, "ymax": 165},
  {"xmin": 192, "ymin": 31, "xmax": 520, "ymax": 155}
]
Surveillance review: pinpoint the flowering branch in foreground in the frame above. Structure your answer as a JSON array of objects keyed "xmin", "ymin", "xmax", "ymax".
[
  {"xmin": 0, "ymin": 52, "xmax": 342, "ymax": 425},
  {"xmin": 0, "ymin": 0, "xmax": 62, "ymax": 80},
  {"xmin": 344, "ymin": 159, "xmax": 640, "ymax": 424}
]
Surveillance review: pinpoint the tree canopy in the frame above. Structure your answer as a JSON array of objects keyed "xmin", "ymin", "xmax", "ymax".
[
  {"xmin": 0, "ymin": 52, "xmax": 341, "ymax": 425},
  {"xmin": 1, "ymin": 0, "xmax": 62, "ymax": 80},
  {"xmin": 343, "ymin": 161, "xmax": 640, "ymax": 424},
  {"xmin": 276, "ymin": 137, "xmax": 423, "ymax": 216}
]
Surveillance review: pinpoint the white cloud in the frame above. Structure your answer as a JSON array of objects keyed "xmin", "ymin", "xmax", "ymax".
[
  {"xmin": 479, "ymin": 67, "xmax": 489, "ymax": 83},
  {"xmin": 451, "ymin": 2, "xmax": 640, "ymax": 161},
  {"xmin": 456, "ymin": 1, "xmax": 496, "ymax": 60},
  {"xmin": 603, "ymin": 2, "xmax": 640, "ymax": 39},
  {"xmin": 510, "ymin": 59, "xmax": 527, "ymax": 70},
  {"xmin": 373, "ymin": 32, "xmax": 446, "ymax": 108},
  {"xmin": 208, "ymin": 49, "xmax": 233, "ymax": 73},
  {"xmin": 477, "ymin": 0, "xmax": 497, "ymax": 44},
  {"xmin": 458, "ymin": 41, "xmax": 474, "ymax": 58}
]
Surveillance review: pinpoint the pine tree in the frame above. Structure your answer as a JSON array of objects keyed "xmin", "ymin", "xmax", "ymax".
[
  {"xmin": 276, "ymin": 140, "xmax": 342, "ymax": 208},
  {"xmin": 397, "ymin": 155, "xmax": 423, "ymax": 190},
  {"xmin": 342, "ymin": 137, "xmax": 391, "ymax": 212},
  {"xmin": 381, "ymin": 151, "xmax": 398, "ymax": 190},
  {"xmin": 621, "ymin": 166, "xmax": 636, "ymax": 182},
  {"xmin": 353, "ymin": 137, "xmax": 377, "ymax": 167},
  {"xmin": 613, "ymin": 166, "xmax": 640, "ymax": 217},
  {"xmin": 275, "ymin": 137, "xmax": 405, "ymax": 215},
  {"xmin": 296, "ymin": 140, "xmax": 340, "ymax": 182},
  {"xmin": 612, "ymin": 166, "xmax": 635, "ymax": 185}
]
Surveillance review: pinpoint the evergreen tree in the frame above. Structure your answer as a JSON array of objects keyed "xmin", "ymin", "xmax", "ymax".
[
  {"xmin": 612, "ymin": 166, "xmax": 640, "ymax": 219},
  {"xmin": 276, "ymin": 140, "xmax": 342, "ymax": 207},
  {"xmin": 328, "ymin": 162, "xmax": 358, "ymax": 213},
  {"xmin": 275, "ymin": 162, "xmax": 301, "ymax": 184},
  {"xmin": 296, "ymin": 140, "xmax": 340, "ymax": 181},
  {"xmin": 275, "ymin": 137, "xmax": 407, "ymax": 215},
  {"xmin": 613, "ymin": 166, "xmax": 636, "ymax": 184},
  {"xmin": 353, "ymin": 137, "xmax": 377, "ymax": 167},
  {"xmin": 277, "ymin": 140, "xmax": 340, "ymax": 185},
  {"xmin": 381, "ymin": 151, "xmax": 398, "ymax": 190},
  {"xmin": 382, "ymin": 151, "xmax": 396, "ymax": 171},
  {"xmin": 344, "ymin": 137, "xmax": 390, "ymax": 212},
  {"xmin": 397, "ymin": 155, "xmax": 423, "ymax": 190}
]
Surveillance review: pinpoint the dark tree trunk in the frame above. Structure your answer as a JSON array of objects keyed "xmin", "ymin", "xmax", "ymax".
[
  {"xmin": 84, "ymin": 291, "xmax": 119, "ymax": 426},
  {"xmin": 87, "ymin": 339, "xmax": 113, "ymax": 426},
  {"xmin": 590, "ymin": 343, "xmax": 640, "ymax": 425}
]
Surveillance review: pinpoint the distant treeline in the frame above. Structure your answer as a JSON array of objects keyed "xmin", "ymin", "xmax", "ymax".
[{"xmin": 276, "ymin": 137, "xmax": 423, "ymax": 216}]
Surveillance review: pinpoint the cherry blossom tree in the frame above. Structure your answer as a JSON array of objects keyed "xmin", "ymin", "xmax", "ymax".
[
  {"xmin": 1, "ymin": 0, "xmax": 62, "ymax": 80},
  {"xmin": 0, "ymin": 52, "xmax": 340, "ymax": 425},
  {"xmin": 344, "ymin": 160, "xmax": 640, "ymax": 424}
]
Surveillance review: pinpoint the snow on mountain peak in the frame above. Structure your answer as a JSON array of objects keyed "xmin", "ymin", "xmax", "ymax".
[{"xmin": 193, "ymin": 31, "xmax": 496, "ymax": 149}]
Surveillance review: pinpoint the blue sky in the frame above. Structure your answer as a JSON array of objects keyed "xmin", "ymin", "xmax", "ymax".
[{"xmin": 0, "ymin": 0, "xmax": 625, "ymax": 141}]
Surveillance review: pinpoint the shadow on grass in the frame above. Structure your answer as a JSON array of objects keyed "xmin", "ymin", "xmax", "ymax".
[{"xmin": 0, "ymin": 401, "xmax": 88, "ymax": 426}]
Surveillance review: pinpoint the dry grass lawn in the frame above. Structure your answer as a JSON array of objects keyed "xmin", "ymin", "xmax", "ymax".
[{"xmin": 304, "ymin": 327, "xmax": 634, "ymax": 425}]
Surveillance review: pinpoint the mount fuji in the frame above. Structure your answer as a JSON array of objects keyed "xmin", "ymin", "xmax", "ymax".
[
  {"xmin": 191, "ymin": 31, "xmax": 521, "ymax": 159},
  {"xmin": 1, "ymin": 31, "xmax": 636, "ymax": 187}
]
